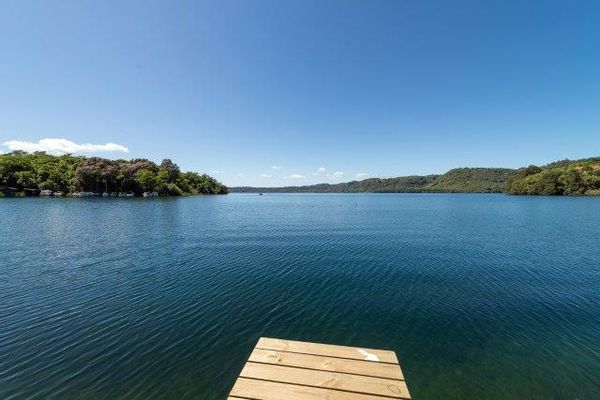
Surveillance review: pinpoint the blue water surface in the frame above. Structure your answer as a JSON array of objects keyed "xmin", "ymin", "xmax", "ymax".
[{"xmin": 1, "ymin": 194, "xmax": 599, "ymax": 399}]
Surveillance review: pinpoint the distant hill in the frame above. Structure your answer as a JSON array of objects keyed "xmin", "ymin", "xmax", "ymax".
[
  {"xmin": 234, "ymin": 158, "xmax": 600, "ymax": 196},
  {"xmin": 506, "ymin": 157, "xmax": 600, "ymax": 195},
  {"xmin": 231, "ymin": 167, "xmax": 514, "ymax": 193}
]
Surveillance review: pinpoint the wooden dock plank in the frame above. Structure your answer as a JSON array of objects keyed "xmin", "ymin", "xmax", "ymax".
[
  {"xmin": 256, "ymin": 337, "xmax": 399, "ymax": 364},
  {"xmin": 228, "ymin": 338, "xmax": 411, "ymax": 399},
  {"xmin": 230, "ymin": 377, "xmax": 400, "ymax": 400},
  {"xmin": 240, "ymin": 362, "xmax": 410, "ymax": 398},
  {"xmin": 249, "ymin": 348, "xmax": 404, "ymax": 380}
]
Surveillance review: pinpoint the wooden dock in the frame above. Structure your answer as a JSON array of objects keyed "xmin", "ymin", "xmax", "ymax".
[{"xmin": 228, "ymin": 337, "xmax": 411, "ymax": 399}]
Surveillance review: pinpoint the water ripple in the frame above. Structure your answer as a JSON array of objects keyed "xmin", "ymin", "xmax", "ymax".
[{"xmin": 1, "ymin": 194, "xmax": 599, "ymax": 399}]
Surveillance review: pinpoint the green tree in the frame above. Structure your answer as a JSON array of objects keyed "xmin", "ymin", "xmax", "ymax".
[
  {"xmin": 560, "ymin": 169, "xmax": 585, "ymax": 195},
  {"xmin": 159, "ymin": 159, "xmax": 180, "ymax": 182},
  {"xmin": 1, "ymin": 151, "xmax": 227, "ymax": 196},
  {"xmin": 135, "ymin": 169, "xmax": 157, "ymax": 192},
  {"xmin": 155, "ymin": 169, "xmax": 170, "ymax": 195}
]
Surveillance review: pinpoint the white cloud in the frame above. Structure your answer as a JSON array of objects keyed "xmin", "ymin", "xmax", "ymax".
[
  {"xmin": 285, "ymin": 174, "xmax": 305, "ymax": 179},
  {"xmin": 236, "ymin": 173, "xmax": 244, "ymax": 177},
  {"xmin": 328, "ymin": 171, "xmax": 344, "ymax": 179},
  {"xmin": 312, "ymin": 167, "xmax": 344, "ymax": 180},
  {"xmin": 210, "ymin": 170, "xmax": 224, "ymax": 174},
  {"xmin": 2, "ymin": 138, "xmax": 129, "ymax": 154},
  {"xmin": 355, "ymin": 173, "xmax": 369, "ymax": 178},
  {"xmin": 313, "ymin": 166, "xmax": 328, "ymax": 176},
  {"xmin": 260, "ymin": 173, "xmax": 272, "ymax": 178},
  {"xmin": 271, "ymin": 165, "xmax": 282, "ymax": 170}
]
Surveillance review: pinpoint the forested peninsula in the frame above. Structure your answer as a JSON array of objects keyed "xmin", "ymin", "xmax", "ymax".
[
  {"xmin": 0, "ymin": 151, "xmax": 228, "ymax": 197},
  {"xmin": 232, "ymin": 157, "xmax": 600, "ymax": 196},
  {"xmin": 506, "ymin": 157, "xmax": 600, "ymax": 195}
]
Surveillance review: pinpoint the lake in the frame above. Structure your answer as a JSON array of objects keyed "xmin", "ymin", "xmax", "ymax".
[{"xmin": 1, "ymin": 194, "xmax": 599, "ymax": 399}]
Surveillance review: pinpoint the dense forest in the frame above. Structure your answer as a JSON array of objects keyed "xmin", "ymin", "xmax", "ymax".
[
  {"xmin": 0, "ymin": 151, "xmax": 228, "ymax": 196},
  {"xmin": 232, "ymin": 168, "xmax": 514, "ymax": 193},
  {"xmin": 506, "ymin": 157, "xmax": 600, "ymax": 195},
  {"xmin": 5, "ymin": 152, "xmax": 599, "ymax": 197},
  {"xmin": 233, "ymin": 159, "xmax": 600, "ymax": 196}
]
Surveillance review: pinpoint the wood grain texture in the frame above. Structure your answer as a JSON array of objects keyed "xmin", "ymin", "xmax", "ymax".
[
  {"xmin": 240, "ymin": 362, "xmax": 410, "ymax": 398},
  {"xmin": 249, "ymin": 348, "xmax": 404, "ymax": 380},
  {"xmin": 228, "ymin": 337, "xmax": 410, "ymax": 399},
  {"xmin": 230, "ymin": 377, "xmax": 399, "ymax": 400},
  {"xmin": 256, "ymin": 337, "xmax": 399, "ymax": 364}
]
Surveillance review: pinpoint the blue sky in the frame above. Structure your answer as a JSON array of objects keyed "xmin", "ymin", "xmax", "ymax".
[{"xmin": 1, "ymin": 0, "xmax": 599, "ymax": 186}]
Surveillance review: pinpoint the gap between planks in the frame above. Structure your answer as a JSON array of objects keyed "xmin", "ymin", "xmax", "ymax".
[
  {"xmin": 230, "ymin": 378, "xmax": 406, "ymax": 400},
  {"xmin": 249, "ymin": 348, "xmax": 404, "ymax": 380},
  {"xmin": 256, "ymin": 337, "xmax": 399, "ymax": 364},
  {"xmin": 229, "ymin": 338, "xmax": 411, "ymax": 399},
  {"xmin": 240, "ymin": 362, "xmax": 410, "ymax": 399}
]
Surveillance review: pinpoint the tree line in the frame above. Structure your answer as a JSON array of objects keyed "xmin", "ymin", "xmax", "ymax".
[
  {"xmin": 232, "ymin": 159, "xmax": 600, "ymax": 196},
  {"xmin": 232, "ymin": 168, "xmax": 514, "ymax": 193},
  {"xmin": 506, "ymin": 158, "xmax": 600, "ymax": 195},
  {"xmin": 0, "ymin": 151, "xmax": 228, "ymax": 196}
]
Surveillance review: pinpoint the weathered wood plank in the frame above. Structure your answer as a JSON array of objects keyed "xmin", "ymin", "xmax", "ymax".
[
  {"xmin": 240, "ymin": 362, "xmax": 410, "ymax": 398},
  {"xmin": 257, "ymin": 337, "xmax": 399, "ymax": 364},
  {"xmin": 230, "ymin": 377, "xmax": 399, "ymax": 400},
  {"xmin": 249, "ymin": 348, "xmax": 404, "ymax": 380}
]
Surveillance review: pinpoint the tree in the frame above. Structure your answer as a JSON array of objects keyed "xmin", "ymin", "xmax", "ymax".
[
  {"xmin": 527, "ymin": 170, "xmax": 562, "ymax": 195},
  {"xmin": 1, "ymin": 152, "xmax": 227, "ymax": 195},
  {"xmin": 14, "ymin": 171, "xmax": 37, "ymax": 188},
  {"xmin": 154, "ymin": 169, "xmax": 170, "ymax": 195},
  {"xmin": 560, "ymin": 169, "xmax": 585, "ymax": 195},
  {"xmin": 135, "ymin": 169, "xmax": 157, "ymax": 192},
  {"xmin": 160, "ymin": 159, "xmax": 180, "ymax": 183},
  {"xmin": 506, "ymin": 166, "xmax": 543, "ymax": 194}
]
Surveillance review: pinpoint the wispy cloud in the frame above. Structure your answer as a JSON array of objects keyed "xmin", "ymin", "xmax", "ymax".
[
  {"xmin": 2, "ymin": 138, "xmax": 129, "ymax": 154},
  {"xmin": 355, "ymin": 173, "xmax": 369, "ymax": 178},
  {"xmin": 210, "ymin": 170, "xmax": 224, "ymax": 174},
  {"xmin": 312, "ymin": 167, "xmax": 344, "ymax": 180},
  {"xmin": 260, "ymin": 173, "xmax": 272, "ymax": 178},
  {"xmin": 285, "ymin": 174, "xmax": 305, "ymax": 179},
  {"xmin": 271, "ymin": 165, "xmax": 282, "ymax": 170},
  {"xmin": 313, "ymin": 166, "xmax": 327, "ymax": 176},
  {"xmin": 236, "ymin": 173, "xmax": 244, "ymax": 177}
]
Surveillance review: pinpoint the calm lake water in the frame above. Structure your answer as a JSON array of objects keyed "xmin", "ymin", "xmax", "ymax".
[{"xmin": 1, "ymin": 194, "xmax": 599, "ymax": 399}]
